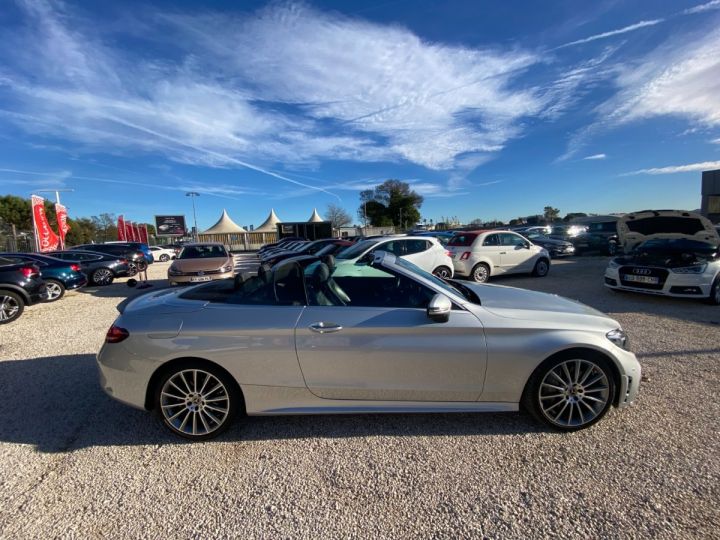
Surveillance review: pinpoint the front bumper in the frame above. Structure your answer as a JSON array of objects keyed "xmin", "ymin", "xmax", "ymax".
[
  {"xmin": 168, "ymin": 270, "xmax": 234, "ymax": 284},
  {"xmin": 604, "ymin": 265, "xmax": 714, "ymax": 298}
]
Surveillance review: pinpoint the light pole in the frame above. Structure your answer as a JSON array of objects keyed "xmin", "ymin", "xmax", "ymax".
[{"xmin": 186, "ymin": 192, "xmax": 200, "ymax": 241}]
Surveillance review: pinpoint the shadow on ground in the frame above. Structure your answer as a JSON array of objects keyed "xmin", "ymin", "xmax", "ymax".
[{"xmin": 0, "ymin": 354, "xmax": 548, "ymax": 453}]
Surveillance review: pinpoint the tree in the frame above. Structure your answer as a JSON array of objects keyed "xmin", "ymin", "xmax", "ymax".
[
  {"xmin": 91, "ymin": 213, "xmax": 117, "ymax": 242},
  {"xmin": 469, "ymin": 218, "xmax": 483, "ymax": 226},
  {"xmin": 0, "ymin": 195, "xmax": 32, "ymax": 230},
  {"xmin": 358, "ymin": 180, "xmax": 423, "ymax": 229},
  {"xmin": 325, "ymin": 203, "xmax": 352, "ymax": 230},
  {"xmin": 543, "ymin": 206, "xmax": 560, "ymax": 223}
]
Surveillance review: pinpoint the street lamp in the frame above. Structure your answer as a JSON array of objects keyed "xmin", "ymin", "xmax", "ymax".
[{"xmin": 186, "ymin": 192, "xmax": 200, "ymax": 241}]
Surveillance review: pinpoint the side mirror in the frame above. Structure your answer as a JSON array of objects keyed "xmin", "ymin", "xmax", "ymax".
[{"xmin": 427, "ymin": 294, "xmax": 452, "ymax": 323}]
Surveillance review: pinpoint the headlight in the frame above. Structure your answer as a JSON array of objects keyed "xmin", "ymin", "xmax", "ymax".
[
  {"xmin": 607, "ymin": 259, "xmax": 620, "ymax": 269},
  {"xmin": 670, "ymin": 264, "xmax": 707, "ymax": 274},
  {"xmin": 606, "ymin": 328, "xmax": 629, "ymax": 350},
  {"xmin": 168, "ymin": 267, "xmax": 182, "ymax": 276},
  {"xmin": 221, "ymin": 264, "xmax": 233, "ymax": 273}
]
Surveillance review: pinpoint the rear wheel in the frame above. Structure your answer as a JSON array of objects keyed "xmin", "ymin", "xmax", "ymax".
[
  {"xmin": 91, "ymin": 267, "xmax": 114, "ymax": 286},
  {"xmin": 707, "ymin": 277, "xmax": 720, "ymax": 305},
  {"xmin": 44, "ymin": 279, "xmax": 65, "ymax": 302},
  {"xmin": 0, "ymin": 291, "xmax": 24, "ymax": 324},
  {"xmin": 159, "ymin": 254, "xmax": 170, "ymax": 262},
  {"xmin": 155, "ymin": 363, "xmax": 240, "ymax": 441},
  {"xmin": 126, "ymin": 262, "xmax": 138, "ymax": 277},
  {"xmin": 470, "ymin": 263, "xmax": 490, "ymax": 283},
  {"xmin": 532, "ymin": 258, "xmax": 550, "ymax": 277},
  {"xmin": 432, "ymin": 266, "xmax": 452, "ymax": 279},
  {"xmin": 522, "ymin": 353, "xmax": 615, "ymax": 431}
]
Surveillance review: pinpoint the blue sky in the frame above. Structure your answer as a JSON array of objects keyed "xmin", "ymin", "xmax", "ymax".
[{"xmin": 1, "ymin": 0, "xmax": 719, "ymax": 229}]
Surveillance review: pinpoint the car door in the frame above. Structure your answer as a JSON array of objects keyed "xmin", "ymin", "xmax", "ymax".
[
  {"xmin": 295, "ymin": 261, "xmax": 487, "ymax": 402},
  {"xmin": 398, "ymin": 239, "xmax": 433, "ymax": 269},
  {"xmin": 478, "ymin": 234, "xmax": 504, "ymax": 274},
  {"xmin": 499, "ymin": 233, "xmax": 535, "ymax": 273}
]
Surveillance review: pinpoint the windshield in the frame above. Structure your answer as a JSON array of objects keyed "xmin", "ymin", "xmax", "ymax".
[
  {"xmin": 335, "ymin": 239, "xmax": 379, "ymax": 259},
  {"xmin": 393, "ymin": 256, "xmax": 480, "ymax": 304},
  {"xmin": 179, "ymin": 245, "xmax": 228, "ymax": 259},
  {"xmin": 636, "ymin": 238, "xmax": 717, "ymax": 253},
  {"xmin": 447, "ymin": 233, "xmax": 478, "ymax": 247}
]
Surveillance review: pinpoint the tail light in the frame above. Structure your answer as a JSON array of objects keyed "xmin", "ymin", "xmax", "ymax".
[
  {"xmin": 120, "ymin": 258, "xmax": 128, "ymax": 264},
  {"xmin": 70, "ymin": 263, "xmax": 81, "ymax": 272},
  {"xmin": 445, "ymin": 250, "xmax": 452, "ymax": 258},
  {"xmin": 460, "ymin": 252, "xmax": 471, "ymax": 260},
  {"xmin": 105, "ymin": 325, "xmax": 129, "ymax": 343},
  {"xmin": 135, "ymin": 251, "xmax": 144, "ymax": 259},
  {"xmin": 20, "ymin": 266, "xmax": 38, "ymax": 278}
]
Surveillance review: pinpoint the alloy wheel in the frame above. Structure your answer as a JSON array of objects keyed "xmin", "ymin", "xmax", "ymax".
[
  {"xmin": 538, "ymin": 359, "xmax": 610, "ymax": 428},
  {"xmin": 0, "ymin": 294, "xmax": 20, "ymax": 322},
  {"xmin": 160, "ymin": 254, "xmax": 169, "ymax": 262},
  {"xmin": 45, "ymin": 282, "xmax": 63, "ymax": 301},
  {"xmin": 93, "ymin": 268, "xmax": 113, "ymax": 285},
  {"xmin": 472, "ymin": 264, "xmax": 489, "ymax": 283},
  {"xmin": 433, "ymin": 266, "xmax": 451, "ymax": 279},
  {"xmin": 160, "ymin": 369, "xmax": 231, "ymax": 437}
]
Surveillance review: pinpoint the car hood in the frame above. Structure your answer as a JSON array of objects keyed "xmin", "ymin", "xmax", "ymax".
[
  {"xmin": 463, "ymin": 282, "xmax": 617, "ymax": 329},
  {"xmin": 531, "ymin": 237, "xmax": 571, "ymax": 247},
  {"xmin": 171, "ymin": 257, "xmax": 230, "ymax": 272},
  {"xmin": 617, "ymin": 210, "xmax": 720, "ymax": 251}
]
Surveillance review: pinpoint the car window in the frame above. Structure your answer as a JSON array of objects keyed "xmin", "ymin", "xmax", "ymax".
[
  {"xmin": 335, "ymin": 239, "xmax": 379, "ymax": 259},
  {"xmin": 371, "ymin": 240, "xmax": 403, "ymax": 256},
  {"xmin": 179, "ymin": 245, "xmax": 228, "ymax": 259},
  {"xmin": 483, "ymin": 234, "xmax": 500, "ymax": 246},
  {"xmin": 403, "ymin": 239, "xmax": 430, "ymax": 255},
  {"xmin": 448, "ymin": 233, "xmax": 477, "ymax": 247},
  {"xmin": 500, "ymin": 233, "xmax": 527, "ymax": 247},
  {"xmin": 304, "ymin": 260, "xmax": 434, "ymax": 309}
]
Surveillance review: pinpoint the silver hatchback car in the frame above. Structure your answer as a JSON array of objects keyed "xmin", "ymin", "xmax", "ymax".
[{"xmin": 98, "ymin": 252, "xmax": 640, "ymax": 440}]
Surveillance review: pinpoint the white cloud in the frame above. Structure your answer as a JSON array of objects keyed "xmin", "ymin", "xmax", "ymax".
[
  {"xmin": 556, "ymin": 19, "xmax": 663, "ymax": 49},
  {"xmin": 624, "ymin": 160, "xmax": 720, "ymax": 175},
  {"xmin": 0, "ymin": 0, "xmax": 545, "ymax": 191},
  {"xmin": 711, "ymin": 138, "xmax": 720, "ymax": 144},
  {"xmin": 684, "ymin": 0, "xmax": 720, "ymax": 14},
  {"xmin": 583, "ymin": 153, "xmax": 606, "ymax": 160}
]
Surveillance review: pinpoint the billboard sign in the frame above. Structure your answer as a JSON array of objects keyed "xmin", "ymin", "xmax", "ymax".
[{"xmin": 155, "ymin": 215, "xmax": 187, "ymax": 237}]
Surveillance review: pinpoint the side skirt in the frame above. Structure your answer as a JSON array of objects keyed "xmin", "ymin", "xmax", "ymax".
[{"xmin": 241, "ymin": 384, "xmax": 518, "ymax": 416}]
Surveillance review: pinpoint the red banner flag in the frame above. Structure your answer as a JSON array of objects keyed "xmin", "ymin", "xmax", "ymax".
[
  {"xmin": 31, "ymin": 195, "xmax": 60, "ymax": 252},
  {"xmin": 125, "ymin": 220, "xmax": 134, "ymax": 242},
  {"xmin": 133, "ymin": 222, "xmax": 141, "ymax": 242},
  {"xmin": 117, "ymin": 215, "xmax": 126, "ymax": 241},
  {"xmin": 140, "ymin": 224, "xmax": 149, "ymax": 244},
  {"xmin": 55, "ymin": 203, "xmax": 70, "ymax": 249}
]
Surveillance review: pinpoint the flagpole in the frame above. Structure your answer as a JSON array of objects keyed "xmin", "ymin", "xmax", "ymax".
[{"xmin": 36, "ymin": 188, "xmax": 74, "ymax": 250}]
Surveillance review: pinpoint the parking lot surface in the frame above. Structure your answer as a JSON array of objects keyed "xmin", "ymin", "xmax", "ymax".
[{"xmin": 1, "ymin": 256, "xmax": 718, "ymax": 538}]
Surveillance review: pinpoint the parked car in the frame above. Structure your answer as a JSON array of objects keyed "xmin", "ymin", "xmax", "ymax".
[
  {"xmin": 335, "ymin": 236, "xmax": 453, "ymax": 278},
  {"xmin": 262, "ymin": 239, "xmax": 352, "ymax": 267},
  {"xmin": 570, "ymin": 218, "xmax": 619, "ymax": 255},
  {"xmin": 97, "ymin": 250, "xmax": 640, "ymax": 440},
  {"xmin": 522, "ymin": 231, "xmax": 576, "ymax": 258},
  {"xmin": 604, "ymin": 210, "xmax": 720, "ymax": 303},
  {"xmin": 414, "ymin": 231, "xmax": 456, "ymax": 246},
  {"xmin": 71, "ymin": 243, "xmax": 146, "ymax": 275},
  {"xmin": 0, "ymin": 253, "xmax": 88, "ymax": 301},
  {"xmin": 149, "ymin": 246, "xmax": 177, "ymax": 262},
  {"xmin": 168, "ymin": 243, "xmax": 234, "ymax": 285},
  {"xmin": 258, "ymin": 237, "xmax": 305, "ymax": 257},
  {"xmin": 446, "ymin": 230, "xmax": 550, "ymax": 283},
  {"xmin": 104, "ymin": 241, "xmax": 154, "ymax": 264},
  {"xmin": 47, "ymin": 250, "xmax": 131, "ymax": 286},
  {"xmin": 0, "ymin": 257, "xmax": 46, "ymax": 324},
  {"xmin": 259, "ymin": 241, "xmax": 309, "ymax": 261}
]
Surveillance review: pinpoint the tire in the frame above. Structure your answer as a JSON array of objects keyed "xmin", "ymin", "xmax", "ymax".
[
  {"xmin": 706, "ymin": 277, "xmax": 720, "ymax": 306},
  {"xmin": 470, "ymin": 263, "xmax": 490, "ymax": 283},
  {"xmin": 532, "ymin": 258, "xmax": 550, "ymax": 277},
  {"xmin": 127, "ymin": 262, "xmax": 138, "ymax": 277},
  {"xmin": 155, "ymin": 362, "xmax": 240, "ymax": 441},
  {"xmin": 607, "ymin": 241, "xmax": 618, "ymax": 256},
  {"xmin": 159, "ymin": 254, "xmax": 170, "ymax": 262},
  {"xmin": 91, "ymin": 267, "xmax": 114, "ymax": 286},
  {"xmin": 44, "ymin": 279, "xmax": 65, "ymax": 302},
  {"xmin": 432, "ymin": 266, "xmax": 452, "ymax": 279},
  {"xmin": 0, "ymin": 290, "xmax": 24, "ymax": 324},
  {"xmin": 522, "ymin": 352, "xmax": 616, "ymax": 431}
]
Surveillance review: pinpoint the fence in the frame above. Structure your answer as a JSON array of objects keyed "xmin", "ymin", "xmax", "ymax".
[
  {"xmin": 197, "ymin": 231, "xmax": 278, "ymax": 251},
  {"xmin": 0, "ymin": 227, "xmax": 35, "ymax": 253}
]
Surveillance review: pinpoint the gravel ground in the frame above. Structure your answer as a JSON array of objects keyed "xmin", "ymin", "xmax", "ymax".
[{"xmin": 0, "ymin": 256, "xmax": 719, "ymax": 539}]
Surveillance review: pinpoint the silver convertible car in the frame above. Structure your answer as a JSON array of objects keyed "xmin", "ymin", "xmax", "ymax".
[{"xmin": 98, "ymin": 252, "xmax": 641, "ymax": 440}]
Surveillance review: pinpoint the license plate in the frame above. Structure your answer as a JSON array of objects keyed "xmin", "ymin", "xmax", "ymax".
[
  {"xmin": 190, "ymin": 276, "xmax": 212, "ymax": 282},
  {"xmin": 623, "ymin": 274, "xmax": 659, "ymax": 284}
]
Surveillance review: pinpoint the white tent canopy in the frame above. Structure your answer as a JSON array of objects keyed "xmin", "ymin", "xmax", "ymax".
[
  {"xmin": 202, "ymin": 209, "xmax": 246, "ymax": 234},
  {"xmin": 255, "ymin": 208, "xmax": 282, "ymax": 232},
  {"xmin": 308, "ymin": 208, "xmax": 324, "ymax": 223}
]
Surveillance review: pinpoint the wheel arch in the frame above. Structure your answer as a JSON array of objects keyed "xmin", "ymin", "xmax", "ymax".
[
  {"xmin": 0, "ymin": 285, "xmax": 31, "ymax": 304},
  {"xmin": 520, "ymin": 346, "xmax": 623, "ymax": 408},
  {"xmin": 144, "ymin": 356, "xmax": 246, "ymax": 412}
]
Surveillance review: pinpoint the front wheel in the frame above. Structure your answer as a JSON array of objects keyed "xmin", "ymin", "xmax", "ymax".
[
  {"xmin": 522, "ymin": 354, "xmax": 615, "ymax": 431},
  {"xmin": 91, "ymin": 267, "xmax": 114, "ymax": 286},
  {"xmin": 155, "ymin": 363, "xmax": 240, "ymax": 440},
  {"xmin": 0, "ymin": 291, "xmax": 24, "ymax": 324},
  {"xmin": 432, "ymin": 266, "xmax": 452, "ymax": 279},
  {"xmin": 126, "ymin": 262, "xmax": 138, "ymax": 277},
  {"xmin": 470, "ymin": 263, "xmax": 490, "ymax": 283},
  {"xmin": 532, "ymin": 258, "xmax": 550, "ymax": 277},
  {"xmin": 706, "ymin": 277, "xmax": 720, "ymax": 305},
  {"xmin": 159, "ymin": 254, "xmax": 170, "ymax": 262},
  {"xmin": 44, "ymin": 279, "xmax": 65, "ymax": 302}
]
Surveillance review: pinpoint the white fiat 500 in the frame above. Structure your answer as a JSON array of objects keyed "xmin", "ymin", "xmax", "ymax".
[
  {"xmin": 604, "ymin": 210, "xmax": 720, "ymax": 304},
  {"xmin": 446, "ymin": 230, "xmax": 551, "ymax": 283}
]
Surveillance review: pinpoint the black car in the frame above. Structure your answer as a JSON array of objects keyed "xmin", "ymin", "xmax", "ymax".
[
  {"xmin": 522, "ymin": 232, "xmax": 576, "ymax": 258},
  {"xmin": 0, "ymin": 256, "xmax": 46, "ymax": 324},
  {"xmin": 571, "ymin": 220, "xmax": 619, "ymax": 255},
  {"xmin": 1, "ymin": 253, "xmax": 89, "ymax": 301},
  {"xmin": 71, "ymin": 244, "xmax": 146, "ymax": 275},
  {"xmin": 262, "ymin": 239, "xmax": 353, "ymax": 266},
  {"xmin": 258, "ymin": 237, "xmax": 305, "ymax": 256},
  {"xmin": 47, "ymin": 250, "xmax": 131, "ymax": 285}
]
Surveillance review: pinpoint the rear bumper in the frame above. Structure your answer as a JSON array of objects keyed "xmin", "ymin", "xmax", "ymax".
[{"xmin": 65, "ymin": 274, "xmax": 88, "ymax": 290}]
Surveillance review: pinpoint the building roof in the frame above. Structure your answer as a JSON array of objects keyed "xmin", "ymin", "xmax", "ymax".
[
  {"xmin": 308, "ymin": 208, "xmax": 324, "ymax": 222},
  {"xmin": 202, "ymin": 209, "xmax": 246, "ymax": 234},
  {"xmin": 255, "ymin": 208, "xmax": 282, "ymax": 232}
]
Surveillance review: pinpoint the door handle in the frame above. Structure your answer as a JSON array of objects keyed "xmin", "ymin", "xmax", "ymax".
[{"xmin": 309, "ymin": 322, "xmax": 343, "ymax": 334}]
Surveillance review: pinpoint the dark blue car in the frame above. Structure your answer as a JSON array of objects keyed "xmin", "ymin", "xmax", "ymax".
[{"xmin": 0, "ymin": 253, "xmax": 88, "ymax": 302}]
